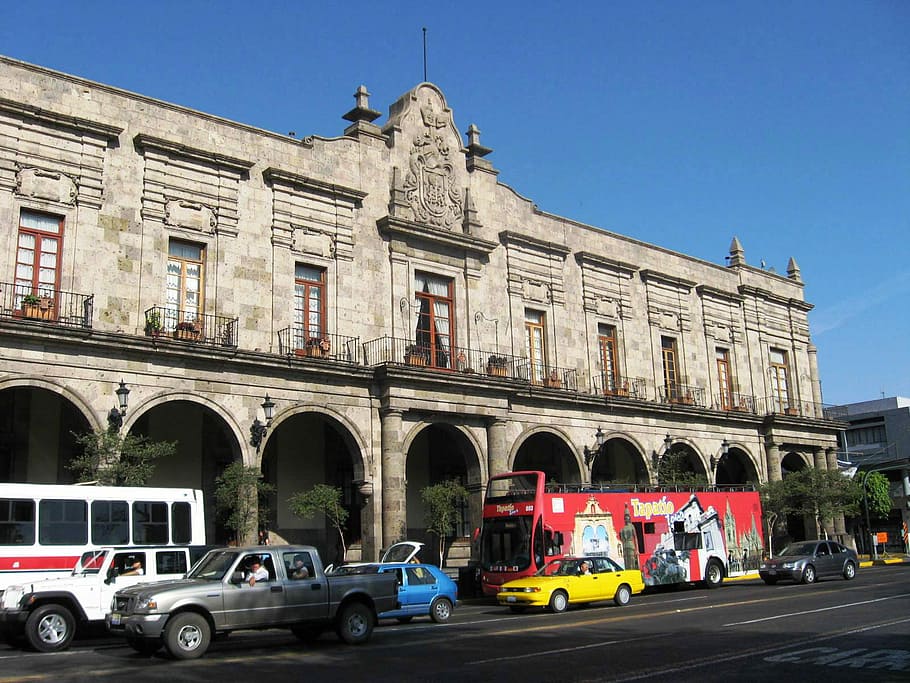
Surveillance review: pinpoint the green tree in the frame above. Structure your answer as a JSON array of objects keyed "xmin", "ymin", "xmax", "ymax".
[
  {"xmin": 68, "ymin": 429, "xmax": 175, "ymax": 486},
  {"xmin": 657, "ymin": 449, "xmax": 709, "ymax": 488},
  {"xmin": 759, "ymin": 477, "xmax": 790, "ymax": 554},
  {"xmin": 420, "ymin": 479, "xmax": 468, "ymax": 565},
  {"xmin": 288, "ymin": 484, "xmax": 349, "ymax": 562},
  {"xmin": 213, "ymin": 461, "xmax": 274, "ymax": 545},
  {"xmin": 860, "ymin": 471, "xmax": 892, "ymax": 521}
]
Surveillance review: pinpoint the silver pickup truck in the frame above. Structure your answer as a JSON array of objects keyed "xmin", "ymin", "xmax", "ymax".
[{"xmin": 106, "ymin": 544, "xmax": 399, "ymax": 659}]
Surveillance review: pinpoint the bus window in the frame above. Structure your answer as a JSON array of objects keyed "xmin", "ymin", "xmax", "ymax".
[
  {"xmin": 39, "ymin": 500, "xmax": 87, "ymax": 545},
  {"xmin": 91, "ymin": 500, "xmax": 129, "ymax": 545},
  {"xmin": 0, "ymin": 499, "xmax": 35, "ymax": 545},
  {"xmin": 133, "ymin": 501, "xmax": 169, "ymax": 544},
  {"xmin": 171, "ymin": 502, "xmax": 191, "ymax": 544}
]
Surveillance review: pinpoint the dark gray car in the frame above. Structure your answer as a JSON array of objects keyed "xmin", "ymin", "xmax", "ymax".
[{"xmin": 759, "ymin": 540, "xmax": 858, "ymax": 585}]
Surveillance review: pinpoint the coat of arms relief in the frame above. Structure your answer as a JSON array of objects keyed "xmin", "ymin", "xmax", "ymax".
[{"xmin": 402, "ymin": 101, "xmax": 464, "ymax": 230}]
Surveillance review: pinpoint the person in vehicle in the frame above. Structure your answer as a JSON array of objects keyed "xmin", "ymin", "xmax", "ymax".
[
  {"xmin": 290, "ymin": 557, "xmax": 309, "ymax": 579},
  {"xmin": 579, "ymin": 560, "xmax": 592, "ymax": 575},
  {"xmin": 122, "ymin": 560, "xmax": 144, "ymax": 576},
  {"xmin": 248, "ymin": 559, "xmax": 269, "ymax": 586}
]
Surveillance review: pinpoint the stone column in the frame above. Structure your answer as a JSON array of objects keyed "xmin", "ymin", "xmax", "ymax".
[
  {"xmin": 380, "ymin": 409, "xmax": 406, "ymax": 548},
  {"xmin": 828, "ymin": 448, "xmax": 847, "ymax": 540},
  {"xmin": 807, "ymin": 344, "xmax": 823, "ymax": 418},
  {"xmin": 486, "ymin": 418, "xmax": 509, "ymax": 479},
  {"xmin": 765, "ymin": 440, "xmax": 782, "ymax": 482},
  {"xmin": 813, "ymin": 447, "xmax": 827, "ymax": 471}
]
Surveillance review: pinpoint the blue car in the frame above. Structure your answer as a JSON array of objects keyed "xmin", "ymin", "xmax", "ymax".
[{"xmin": 375, "ymin": 563, "xmax": 458, "ymax": 624}]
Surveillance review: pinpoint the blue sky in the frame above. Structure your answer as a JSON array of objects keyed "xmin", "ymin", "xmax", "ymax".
[{"xmin": 2, "ymin": 1, "xmax": 907, "ymax": 405}]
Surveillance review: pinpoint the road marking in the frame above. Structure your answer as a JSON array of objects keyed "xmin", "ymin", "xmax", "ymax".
[
  {"xmin": 469, "ymin": 636, "xmax": 649, "ymax": 665},
  {"xmin": 723, "ymin": 592, "xmax": 910, "ymax": 626}
]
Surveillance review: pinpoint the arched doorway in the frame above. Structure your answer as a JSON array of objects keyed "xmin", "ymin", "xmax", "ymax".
[
  {"xmin": 0, "ymin": 386, "xmax": 91, "ymax": 483},
  {"xmin": 260, "ymin": 412, "xmax": 365, "ymax": 566},
  {"xmin": 780, "ymin": 451, "xmax": 811, "ymax": 544},
  {"xmin": 656, "ymin": 442, "xmax": 709, "ymax": 487},
  {"xmin": 512, "ymin": 431, "xmax": 580, "ymax": 483},
  {"xmin": 713, "ymin": 446, "xmax": 759, "ymax": 487},
  {"xmin": 591, "ymin": 437, "xmax": 648, "ymax": 485},
  {"xmin": 405, "ymin": 424, "xmax": 480, "ymax": 565}
]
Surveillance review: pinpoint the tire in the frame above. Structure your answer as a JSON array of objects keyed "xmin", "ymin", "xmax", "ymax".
[
  {"xmin": 548, "ymin": 590, "xmax": 568, "ymax": 613},
  {"xmin": 703, "ymin": 561, "xmax": 724, "ymax": 589},
  {"xmin": 430, "ymin": 598, "xmax": 453, "ymax": 624},
  {"xmin": 762, "ymin": 577, "xmax": 778, "ymax": 585},
  {"xmin": 508, "ymin": 606, "xmax": 527, "ymax": 614},
  {"xmin": 126, "ymin": 637, "xmax": 162, "ymax": 656},
  {"xmin": 395, "ymin": 616, "xmax": 414, "ymax": 624},
  {"xmin": 801, "ymin": 565, "xmax": 816, "ymax": 585},
  {"xmin": 163, "ymin": 612, "xmax": 211, "ymax": 660},
  {"xmin": 335, "ymin": 603, "xmax": 374, "ymax": 645},
  {"xmin": 291, "ymin": 625, "xmax": 323, "ymax": 642},
  {"xmin": 843, "ymin": 561, "xmax": 856, "ymax": 581},
  {"xmin": 24, "ymin": 604, "xmax": 75, "ymax": 653},
  {"xmin": 613, "ymin": 584, "xmax": 632, "ymax": 607}
]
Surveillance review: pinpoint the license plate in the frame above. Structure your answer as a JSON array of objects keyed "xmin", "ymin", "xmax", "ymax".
[
  {"xmin": 506, "ymin": 596, "xmax": 516, "ymax": 603},
  {"xmin": 110, "ymin": 613, "xmax": 121, "ymax": 626},
  {"xmin": 769, "ymin": 570, "xmax": 776, "ymax": 575}
]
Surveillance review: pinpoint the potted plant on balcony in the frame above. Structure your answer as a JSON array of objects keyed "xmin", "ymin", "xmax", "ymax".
[
  {"xmin": 174, "ymin": 319, "xmax": 202, "ymax": 341},
  {"xmin": 144, "ymin": 310, "xmax": 163, "ymax": 337},
  {"xmin": 544, "ymin": 369, "xmax": 562, "ymax": 388},
  {"xmin": 299, "ymin": 336, "xmax": 331, "ymax": 358},
  {"xmin": 486, "ymin": 354, "xmax": 508, "ymax": 377},
  {"xmin": 404, "ymin": 344, "xmax": 427, "ymax": 366},
  {"xmin": 21, "ymin": 293, "xmax": 55, "ymax": 321}
]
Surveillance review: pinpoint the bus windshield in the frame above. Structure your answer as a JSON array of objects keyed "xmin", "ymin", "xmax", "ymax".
[
  {"xmin": 480, "ymin": 516, "xmax": 533, "ymax": 571},
  {"xmin": 485, "ymin": 473, "xmax": 539, "ymax": 503}
]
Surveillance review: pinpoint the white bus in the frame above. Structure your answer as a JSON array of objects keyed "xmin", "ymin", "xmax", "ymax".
[{"xmin": 0, "ymin": 483, "xmax": 205, "ymax": 588}]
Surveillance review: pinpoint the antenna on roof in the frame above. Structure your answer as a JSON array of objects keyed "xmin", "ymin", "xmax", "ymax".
[{"xmin": 422, "ymin": 27, "xmax": 428, "ymax": 81}]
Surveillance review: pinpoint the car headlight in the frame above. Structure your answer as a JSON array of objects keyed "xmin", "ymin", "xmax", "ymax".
[
  {"xmin": 782, "ymin": 562, "xmax": 795, "ymax": 569},
  {"xmin": 134, "ymin": 596, "xmax": 158, "ymax": 612},
  {"xmin": 518, "ymin": 587, "xmax": 541, "ymax": 593}
]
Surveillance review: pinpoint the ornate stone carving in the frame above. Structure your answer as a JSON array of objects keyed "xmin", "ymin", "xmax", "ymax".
[
  {"xmin": 404, "ymin": 110, "xmax": 464, "ymax": 229},
  {"xmin": 16, "ymin": 167, "xmax": 77, "ymax": 205},
  {"xmin": 164, "ymin": 199, "xmax": 216, "ymax": 233},
  {"xmin": 291, "ymin": 227, "xmax": 335, "ymax": 258}
]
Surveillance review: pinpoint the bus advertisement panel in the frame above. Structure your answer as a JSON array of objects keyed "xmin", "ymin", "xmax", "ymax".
[
  {"xmin": 480, "ymin": 471, "xmax": 763, "ymax": 596},
  {"xmin": 0, "ymin": 483, "xmax": 206, "ymax": 589}
]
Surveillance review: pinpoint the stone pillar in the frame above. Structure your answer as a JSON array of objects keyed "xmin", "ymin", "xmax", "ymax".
[
  {"xmin": 813, "ymin": 447, "xmax": 827, "ymax": 471},
  {"xmin": 766, "ymin": 440, "xmax": 782, "ymax": 481},
  {"xmin": 828, "ymin": 448, "xmax": 847, "ymax": 540},
  {"xmin": 380, "ymin": 409, "xmax": 406, "ymax": 548},
  {"xmin": 807, "ymin": 343, "xmax": 823, "ymax": 418},
  {"xmin": 826, "ymin": 447, "xmax": 838, "ymax": 472},
  {"xmin": 486, "ymin": 418, "xmax": 509, "ymax": 479}
]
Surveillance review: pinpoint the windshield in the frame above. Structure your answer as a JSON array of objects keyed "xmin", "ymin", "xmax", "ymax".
[
  {"xmin": 485, "ymin": 473, "xmax": 539, "ymax": 503},
  {"xmin": 779, "ymin": 542, "xmax": 817, "ymax": 557},
  {"xmin": 76, "ymin": 550, "xmax": 108, "ymax": 574},
  {"xmin": 536, "ymin": 558, "xmax": 586, "ymax": 577},
  {"xmin": 480, "ymin": 516, "xmax": 533, "ymax": 571},
  {"xmin": 186, "ymin": 550, "xmax": 239, "ymax": 580}
]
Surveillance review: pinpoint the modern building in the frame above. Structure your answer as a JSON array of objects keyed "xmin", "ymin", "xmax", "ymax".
[
  {"xmin": 833, "ymin": 397, "xmax": 910, "ymax": 553},
  {"xmin": 0, "ymin": 56, "xmax": 844, "ymax": 565}
]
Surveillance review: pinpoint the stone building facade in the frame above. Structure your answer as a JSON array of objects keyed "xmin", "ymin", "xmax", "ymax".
[{"xmin": 0, "ymin": 56, "xmax": 843, "ymax": 563}]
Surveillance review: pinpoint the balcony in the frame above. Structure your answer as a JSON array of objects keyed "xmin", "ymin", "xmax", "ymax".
[
  {"xmin": 712, "ymin": 391, "xmax": 757, "ymax": 414},
  {"xmin": 277, "ymin": 328, "xmax": 361, "ymax": 363},
  {"xmin": 592, "ymin": 373, "xmax": 646, "ymax": 399},
  {"xmin": 143, "ymin": 306, "xmax": 238, "ymax": 348},
  {"xmin": 0, "ymin": 282, "xmax": 93, "ymax": 329},
  {"xmin": 659, "ymin": 383, "xmax": 707, "ymax": 407}
]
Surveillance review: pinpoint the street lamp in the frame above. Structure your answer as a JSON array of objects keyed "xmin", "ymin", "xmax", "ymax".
[
  {"xmin": 583, "ymin": 426, "xmax": 607, "ymax": 468},
  {"xmin": 651, "ymin": 433, "xmax": 674, "ymax": 470},
  {"xmin": 249, "ymin": 395, "xmax": 276, "ymax": 452},
  {"xmin": 107, "ymin": 379, "xmax": 130, "ymax": 431},
  {"xmin": 710, "ymin": 439, "xmax": 731, "ymax": 484}
]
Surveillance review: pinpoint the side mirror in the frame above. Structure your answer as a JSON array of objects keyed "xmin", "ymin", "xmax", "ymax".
[{"xmin": 230, "ymin": 571, "xmax": 245, "ymax": 585}]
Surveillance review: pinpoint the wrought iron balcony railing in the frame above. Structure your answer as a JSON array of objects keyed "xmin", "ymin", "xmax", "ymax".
[
  {"xmin": 277, "ymin": 328, "xmax": 361, "ymax": 363},
  {"xmin": 592, "ymin": 373, "xmax": 647, "ymax": 399},
  {"xmin": 711, "ymin": 391, "xmax": 757, "ymax": 414},
  {"xmin": 143, "ymin": 306, "xmax": 238, "ymax": 348},
  {"xmin": 658, "ymin": 382, "xmax": 707, "ymax": 407},
  {"xmin": 0, "ymin": 281, "xmax": 93, "ymax": 329}
]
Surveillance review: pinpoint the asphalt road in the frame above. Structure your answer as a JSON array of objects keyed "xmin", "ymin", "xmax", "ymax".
[{"xmin": 2, "ymin": 565, "xmax": 908, "ymax": 683}]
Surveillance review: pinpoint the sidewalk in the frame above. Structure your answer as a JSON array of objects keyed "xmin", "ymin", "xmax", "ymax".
[{"xmin": 858, "ymin": 553, "xmax": 910, "ymax": 568}]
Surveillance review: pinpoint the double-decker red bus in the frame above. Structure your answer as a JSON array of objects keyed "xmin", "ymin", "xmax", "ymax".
[{"xmin": 479, "ymin": 471, "xmax": 763, "ymax": 596}]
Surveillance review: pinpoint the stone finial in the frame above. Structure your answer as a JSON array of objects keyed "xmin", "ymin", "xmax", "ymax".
[
  {"xmin": 727, "ymin": 236, "xmax": 745, "ymax": 267},
  {"xmin": 343, "ymin": 85, "xmax": 381, "ymax": 123},
  {"xmin": 787, "ymin": 257, "xmax": 802, "ymax": 282},
  {"xmin": 465, "ymin": 124, "xmax": 492, "ymax": 158}
]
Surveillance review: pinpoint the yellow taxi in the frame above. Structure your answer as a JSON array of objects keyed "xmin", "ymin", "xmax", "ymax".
[{"xmin": 497, "ymin": 556, "xmax": 644, "ymax": 613}]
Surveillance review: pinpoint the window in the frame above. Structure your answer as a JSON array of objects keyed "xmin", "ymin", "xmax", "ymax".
[
  {"xmin": 156, "ymin": 550, "xmax": 189, "ymax": 575},
  {"xmin": 91, "ymin": 500, "xmax": 129, "ymax": 545},
  {"xmin": 846, "ymin": 425, "xmax": 887, "ymax": 446},
  {"xmin": 133, "ymin": 501, "xmax": 169, "ymax": 544},
  {"xmin": 525, "ymin": 309, "xmax": 546, "ymax": 384},
  {"xmin": 171, "ymin": 502, "xmax": 192, "ymax": 544},
  {"xmin": 0, "ymin": 499, "xmax": 35, "ymax": 545},
  {"xmin": 716, "ymin": 348, "xmax": 733, "ymax": 409},
  {"xmin": 166, "ymin": 240, "xmax": 204, "ymax": 326},
  {"xmin": 769, "ymin": 348, "xmax": 791, "ymax": 413},
  {"xmin": 414, "ymin": 272, "xmax": 454, "ymax": 369},
  {"xmin": 661, "ymin": 337, "xmax": 680, "ymax": 401},
  {"xmin": 15, "ymin": 210, "xmax": 62, "ymax": 306},
  {"xmin": 293, "ymin": 264, "xmax": 326, "ymax": 349},
  {"xmin": 38, "ymin": 499, "xmax": 87, "ymax": 545},
  {"xmin": 406, "ymin": 566, "xmax": 436, "ymax": 586},
  {"xmin": 598, "ymin": 324, "xmax": 619, "ymax": 394}
]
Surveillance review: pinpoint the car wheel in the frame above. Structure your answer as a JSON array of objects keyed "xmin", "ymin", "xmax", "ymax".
[
  {"xmin": 163, "ymin": 612, "xmax": 211, "ymax": 660},
  {"xmin": 801, "ymin": 565, "xmax": 816, "ymax": 584},
  {"xmin": 509, "ymin": 606, "xmax": 527, "ymax": 614},
  {"xmin": 126, "ymin": 637, "xmax": 162, "ymax": 656},
  {"xmin": 291, "ymin": 625, "xmax": 323, "ymax": 642},
  {"xmin": 336, "ymin": 602, "xmax": 373, "ymax": 644},
  {"xmin": 430, "ymin": 598, "xmax": 453, "ymax": 624},
  {"xmin": 703, "ymin": 561, "xmax": 724, "ymax": 589},
  {"xmin": 843, "ymin": 561, "xmax": 856, "ymax": 580},
  {"xmin": 25, "ymin": 604, "xmax": 75, "ymax": 653},
  {"xmin": 762, "ymin": 577, "xmax": 778, "ymax": 585},
  {"xmin": 548, "ymin": 590, "xmax": 568, "ymax": 613},
  {"xmin": 613, "ymin": 584, "xmax": 632, "ymax": 607},
  {"xmin": 395, "ymin": 616, "xmax": 414, "ymax": 624}
]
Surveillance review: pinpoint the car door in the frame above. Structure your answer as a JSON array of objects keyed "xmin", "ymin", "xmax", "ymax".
[
  {"xmin": 222, "ymin": 552, "xmax": 288, "ymax": 628},
  {"xmin": 589, "ymin": 558, "xmax": 619, "ymax": 601},
  {"xmin": 403, "ymin": 566, "xmax": 439, "ymax": 615},
  {"xmin": 815, "ymin": 542, "xmax": 838, "ymax": 578},
  {"xmin": 280, "ymin": 550, "xmax": 328, "ymax": 622}
]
